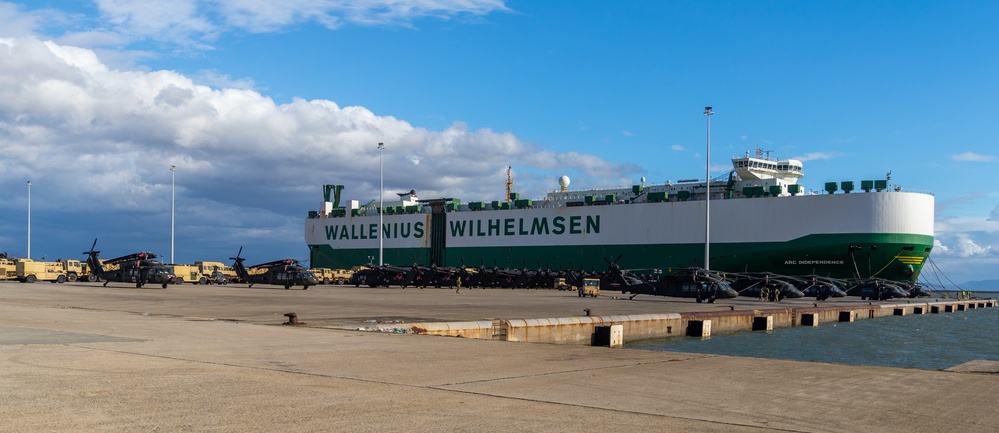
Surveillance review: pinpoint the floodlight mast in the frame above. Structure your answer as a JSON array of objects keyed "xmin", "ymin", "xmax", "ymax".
[
  {"xmin": 703, "ymin": 106, "xmax": 713, "ymax": 271},
  {"xmin": 27, "ymin": 180, "xmax": 31, "ymax": 259},
  {"xmin": 378, "ymin": 142, "xmax": 385, "ymax": 266},
  {"xmin": 171, "ymin": 165, "xmax": 176, "ymax": 264}
]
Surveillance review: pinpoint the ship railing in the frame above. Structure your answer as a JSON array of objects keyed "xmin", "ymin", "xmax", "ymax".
[{"xmin": 895, "ymin": 189, "xmax": 934, "ymax": 196}]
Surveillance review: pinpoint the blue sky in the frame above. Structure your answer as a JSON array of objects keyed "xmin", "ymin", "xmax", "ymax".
[{"xmin": 0, "ymin": 1, "xmax": 996, "ymax": 284}]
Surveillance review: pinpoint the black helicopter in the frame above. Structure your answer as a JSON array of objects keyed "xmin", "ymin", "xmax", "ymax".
[
  {"xmin": 347, "ymin": 265, "xmax": 383, "ymax": 287},
  {"xmin": 786, "ymin": 275, "xmax": 848, "ymax": 301},
  {"xmin": 425, "ymin": 263, "xmax": 473, "ymax": 288},
  {"xmin": 82, "ymin": 239, "xmax": 175, "ymax": 288},
  {"xmin": 230, "ymin": 247, "xmax": 318, "ymax": 290},
  {"xmin": 899, "ymin": 281, "xmax": 933, "ymax": 298},
  {"xmin": 727, "ymin": 272, "xmax": 804, "ymax": 301},
  {"xmin": 525, "ymin": 262, "xmax": 557, "ymax": 289},
  {"xmin": 600, "ymin": 255, "xmax": 738, "ymax": 303},
  {"xmin": 843, "ymin": 278, "xmax": 911, "ymax": 300},
  {"xmin": 348, "ymin": 262, "xmax": 420, "ymax": 287},
  {"xmin": 646, "ymin": 267, "xmax": 739, "ymax": 302}
]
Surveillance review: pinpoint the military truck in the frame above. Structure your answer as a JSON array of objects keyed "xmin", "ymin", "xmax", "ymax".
[
  {"xmin": 311, "ymin": 267, "xmax": 355, "ymax": 285},
  {"xmin": 553, "ymin": 277, "xmax": 573, "ymax": 291},
  {"xmin": 59, "ymin": 259, "xmax": 84, "ymax": 282},
  {"xmin": 16, "ymin": 259, "xmax": 69, "ymax": 283},
  {"xmin": 0, "ymin": 255, "xmax": 18, "ymax": 280},
  {"xmin": 578, "ymin": 278, "xmax": 600, "ymax": 297},
  {"xmin": 168, "ymin": 264, "xmax": 204, "ymax": 284},
  {"xmin": 195, "ymin": 261, "xmax": 237, "ymax": 284}
]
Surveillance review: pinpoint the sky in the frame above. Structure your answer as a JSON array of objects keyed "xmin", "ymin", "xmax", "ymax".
[{"xmin": 0, "ymin": 0, "xmax": 996, "ymax": 284}]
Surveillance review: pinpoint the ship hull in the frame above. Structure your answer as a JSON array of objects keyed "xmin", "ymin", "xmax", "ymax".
[{"xmin": 306, "ymin": 191, "xmax": 934, "ymax": 282}]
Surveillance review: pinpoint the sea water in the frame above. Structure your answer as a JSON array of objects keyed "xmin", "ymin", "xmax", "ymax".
[{"xmin": 625, "ymin": 307, "xmax": 999, "ymax": 370}]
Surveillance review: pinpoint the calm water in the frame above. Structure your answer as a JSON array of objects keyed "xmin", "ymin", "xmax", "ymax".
[{"xmin": 626, "ymin": 307, "xmax": 999, "ymax": 370}]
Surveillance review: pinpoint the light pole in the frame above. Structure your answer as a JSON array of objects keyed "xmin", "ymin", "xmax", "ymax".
[
  {"xmin": 26, "ymin": 180, "xmax": 31, "ymax": 259},
  {"xmin": 703, "ymin": 106, "xmax": 713, "ymax": 271},
  {"xmin": 170, "ymin": 165, "xmax": 176, "ymax": 264},
  {"xmin": 378, "ymin": 142, "xmax": 385, "ymax": 266}
]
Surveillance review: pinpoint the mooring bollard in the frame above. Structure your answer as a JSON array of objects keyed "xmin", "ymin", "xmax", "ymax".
[
  {"xmin": 283, "ymin": 312, "xmax": 300, "ymax": 325},
  {"xmin": 583, "ymin": 308, "xmax": 591, "ymax": 317}
]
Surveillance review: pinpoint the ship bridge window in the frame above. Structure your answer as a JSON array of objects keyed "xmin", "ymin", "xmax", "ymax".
[{"xmin": 902, "ymin": 246, "xmax": 915, "ymax": 251}]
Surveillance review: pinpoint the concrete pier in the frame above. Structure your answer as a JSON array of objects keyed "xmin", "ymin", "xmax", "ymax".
[
  {"xmin": 1, "ymin": 281, "xmax": 997, "ymax": 432},
  {"xmin": 410, "ymin": 300, "xmax": 993, "ymax": 345}
]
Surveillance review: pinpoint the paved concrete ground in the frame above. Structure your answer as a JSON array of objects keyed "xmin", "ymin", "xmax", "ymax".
[{"xmin": 2, "ymin": 281, "xmax": 997, "ymax": 432}]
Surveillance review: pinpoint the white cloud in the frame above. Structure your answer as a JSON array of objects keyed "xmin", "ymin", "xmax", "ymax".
[
  {"xmin": 792, "ymin": 151, "xmax": 843, "ymax": 162},
  {"xmin": 3, "ymin": 1, "xmax": 511, "ymax": 50},
  {"xmin": 0, "ymin": 35, "xmax": 635, "ymax": 260},
  {"xmin": 82, "ymin": 0, "xmax": 508, "ymax": 48},
  {"xmin": 951, "ymin": 151, "xmax": 996, "ymax": 162},
  {"xmin": 671, "ymin": 145, "xmax": 685, "ymax": 151},
  {"xmin": 932, "ymin": 239, "xmax": 949, "ymax": 254},
  {"xmin": 933, "ymin": 232, "xmax": 996, "ymax": 258},
  {"xmin": 0, "ymin": 36, "xmax": 634, "ymax": 212},
  {"xmin": 954, "ymin": 237, "xmax": 990, "ymax": 257},
  {"xmin": 0, "ymin": 1, "xmax": 45, "ymax": 37}
]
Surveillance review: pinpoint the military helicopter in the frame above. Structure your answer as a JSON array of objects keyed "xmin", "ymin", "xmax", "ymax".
[
  {"xmin": 601, "ymin": 255, "xmax": 738, "ymax": 303},
  {"xmin": 230, "ymin": 247, "xmax": 318, "ymax": 290},
  {"xmin": 786, "ymin": 275, "xmax": 848, "ymax": 301},
  {"xmin": 348, "ymin": 265, "xmax": 383, "ymax": 287},
  {"xmin": 470, "ymin": 260, "xmax": 496, "ymax": 287},
  {"xmin": 425, "ymin": 263, "xmax": 472, "ymax": 288},
  {"xmin": 645, "ymin": 267, "xmax": 739, "ymax": 302},
  {"xmin": 347, "ymin": 262, "xmax": 419, "ymax": 288},
  {"xmin": 900, "ymin": 281, "xmax": 933, "ymax": 298},
  {"xmin": 82, "ymin": 239, "xmax": 175, "ymax": 288},
  {"xmin": 728, "ymin": 272, "xmax": 804, "ymax": 301},
  {"xmin": 844, "ymin": 278, "xmax": 911, "ymax": 300},
  {"xmin": 524, "ymin": 262, "xmax": 556, "ymax": 289}
]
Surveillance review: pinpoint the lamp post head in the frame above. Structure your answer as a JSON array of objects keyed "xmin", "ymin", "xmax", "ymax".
[
  {"xmin": 171, "ymin": 165, "xmax": 176, "ymax": 171},
  {"xmin": 27, "ymin": 180, "xmax": 31, "ymax": 186},
  {"xmin": 378, "ymin": 142, "xmax": 384, "ymax": 150},
  {"xmin": 704, "ymin": 106, "xmax": 713, "ymax": 116}
]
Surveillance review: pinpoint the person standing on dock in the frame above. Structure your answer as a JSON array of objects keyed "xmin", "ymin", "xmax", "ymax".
[{"xmin": 455, "ymin": 277, "xmax": 462, "ymax": 294}]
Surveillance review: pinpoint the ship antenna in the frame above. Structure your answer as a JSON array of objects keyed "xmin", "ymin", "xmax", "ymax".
[{"xmin": 505, "ymin": 166, "xmax": 513, "ymax": 203}]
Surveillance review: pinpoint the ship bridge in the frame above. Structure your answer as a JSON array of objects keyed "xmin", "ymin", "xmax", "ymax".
[
  {"xmin": 732, "ymin": 148, "xmax": 805, "ymax": 184},
  {"xmin": 731, "ymin": 149, "xmax": 803, "ymax": 183}
]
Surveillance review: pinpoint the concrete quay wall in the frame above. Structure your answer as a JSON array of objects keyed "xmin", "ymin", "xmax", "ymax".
[{"xmin": 408, "ymin": 299, "xmax": 996, "ymax": 345}]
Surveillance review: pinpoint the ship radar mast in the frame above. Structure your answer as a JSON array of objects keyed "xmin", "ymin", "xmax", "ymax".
[
  {"xmin": 505, "ymin": 166, "xmax": 513, "ymax": 203},
  {"xmin": 558, "ymin": 175, "xmax": 570, "ymax": 192}
]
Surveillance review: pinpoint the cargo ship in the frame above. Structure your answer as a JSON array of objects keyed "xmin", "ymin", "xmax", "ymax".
[{"xmin": 306, "ymin": 149, "xmax": 934, "ymax": 282}]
